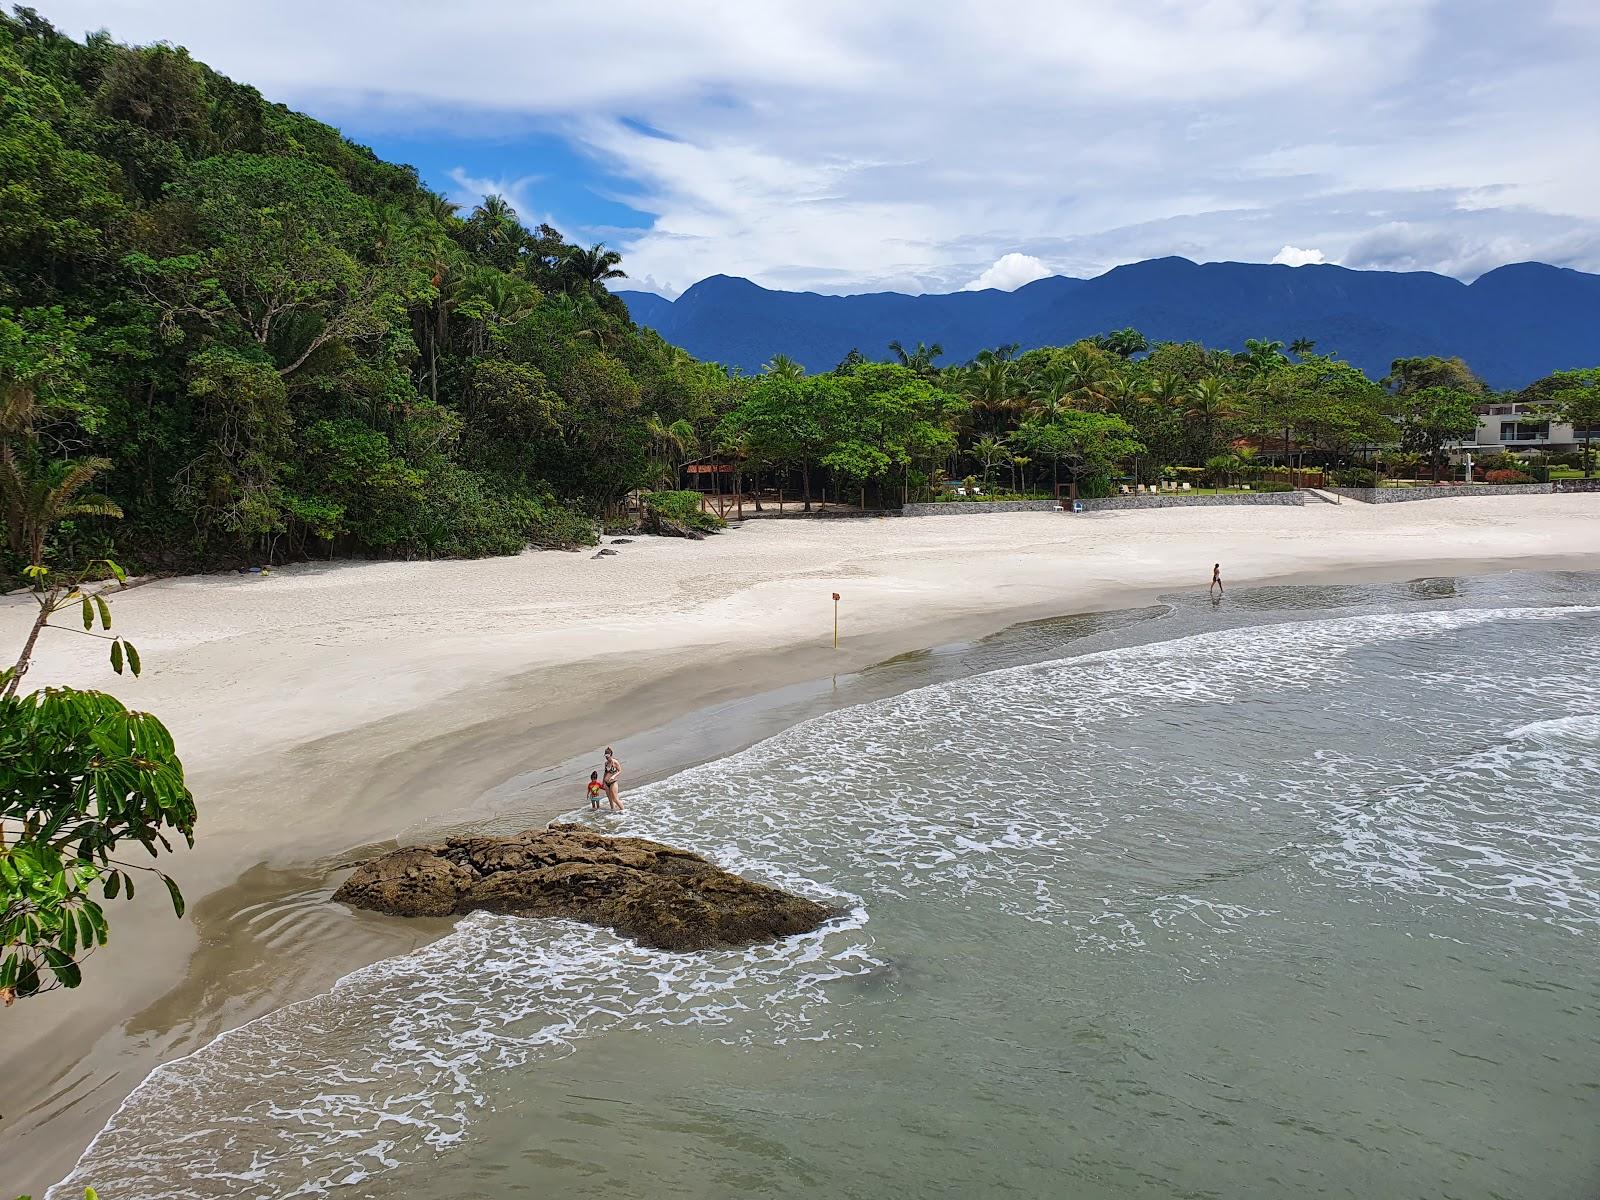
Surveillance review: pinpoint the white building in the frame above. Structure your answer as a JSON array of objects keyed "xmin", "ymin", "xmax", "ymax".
[{"xmin": 1453, "ymin": 401, "xmax": 1596, "ymax": 457}]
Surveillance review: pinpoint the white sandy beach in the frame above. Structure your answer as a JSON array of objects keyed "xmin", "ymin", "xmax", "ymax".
[{"xmin": 4, "ymin": 494, "xmax": 1600, "ymax": 1194}]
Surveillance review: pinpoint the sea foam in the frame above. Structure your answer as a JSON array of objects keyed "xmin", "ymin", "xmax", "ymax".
[{"xmin": 51, "ymin": 603, "xmax": 1600, "ymax": 1198}]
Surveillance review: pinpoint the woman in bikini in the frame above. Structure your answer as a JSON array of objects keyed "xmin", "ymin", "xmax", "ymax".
[{"xmin": 602, "ymin": 747, "xmax": 623, "ymax": 812}]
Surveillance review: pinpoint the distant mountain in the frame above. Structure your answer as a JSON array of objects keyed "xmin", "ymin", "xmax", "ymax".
[{"xmin": 618, "ymin": 258, "xmax": 1600, "ymax": 388}]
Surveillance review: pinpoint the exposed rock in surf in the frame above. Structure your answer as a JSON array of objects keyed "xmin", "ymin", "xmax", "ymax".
[{"xmin": 333, "ymin": 825, "xmax": 836, "ymax": 952}]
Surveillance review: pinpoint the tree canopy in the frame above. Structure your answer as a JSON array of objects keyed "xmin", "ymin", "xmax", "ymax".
[{"xmin": 0, "ymin": 8, "xmax": 732, "ymax": 579}]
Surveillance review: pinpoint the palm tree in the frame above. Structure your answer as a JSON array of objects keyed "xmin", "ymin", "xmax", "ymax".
[
  {"xmin": 963, "ymin": 349, "xmax": 1024, "ymax": 432},
  {"xmin": 423, "ymin": 191, "xmax": 460, "ymax": 225},
  {"xmin": 0, "ymin": 454, "xmax": 122, "ymax": 570},
  {"xmin": 461, "ymin": 268, "xmax": 538, "ymax": 353},
  {"xmin": 467, "ymin": 195, "xmax": 524, "ymax": 270},
  {"xmin": 1289, "ymin": 337, "xmax": 1316, "ymax": 359},
  {"xmin": 1205, "ymin": 452, "xmax": 1242, "ymax": 489},
  {"xmin": 477, "ymin": 194, "xmax": 515, "ymax": 223},
  {"xmin": 645, "ymin": 415, "xmax": 700, "ymax": 486},
  {"xmin": 763, "ymin": 354, "xmax": 806, "ymax": 380},
  {"xmin": 1093, "ymin": 328, "xmax": 1149, "ymax": 359},
  {"xmin": 1146, "ymin": 373, "xmax": 1186, "ymax": 412},
  {"xmin": 561, "ymin": 243, "xmax": 626, "ymax": 290},
  {"xmin": 1101, "ymin": 372, "xmax": 1150, "ymax": 419},
  {"xmin": 1060, "ymin": 352, "xmax": 1109, "ymax": 409},
  {"xmin": 1185, "ymin": 378, "xmax": 1237, "ymax": 457},
  {"xmin": 888, "ymin": 340, "xmax": 944, "ymax": 376},
  {"xmin": 1238, "ymin": 338, "xmax": 1289, "ymax": 375},
  {"xmin": 1026, "ymin": 366, "xmax": 1074, "ymax": 421}
]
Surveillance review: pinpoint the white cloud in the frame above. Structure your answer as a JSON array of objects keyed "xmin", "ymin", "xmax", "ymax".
[
  {"xmin": 1343, "ymin": 221, "xmax": 1600, "ymax": 281},
  {"xmin": 1271, "ymin": 245, "xmax": 1328, "ymax": 267},
  {"xmin": 29, "ymin": 0, "xmax": 1600, "ymax": 291},
  {"xmin": 443, "ymin": 169, "xmax": 552, "ymax": 228},
  {"xmin": 963, "ymin": 253, "xmax": 1053, "ymax": 291}
]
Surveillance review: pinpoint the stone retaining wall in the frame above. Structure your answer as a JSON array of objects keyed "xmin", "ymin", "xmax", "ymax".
[
  {"xmin": 1327, "ymin": 483, "xmax": 1554, "ymax": 503},
  {"xmin": 901, "ymin": 500, "xmax": 1061, "ymax": 516},
  {"xmin": 1553, "ymin": 478, "xmax": 1600, "ymax": 494},
  {"xmin": 1076, "ymin": 492, "xmax": 1304, "ymax": 511}
]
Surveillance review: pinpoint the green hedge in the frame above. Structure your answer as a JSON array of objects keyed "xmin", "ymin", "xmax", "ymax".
[{"xmin": 644, "ymin": 490, "xmax": 727, "ymax": 533}]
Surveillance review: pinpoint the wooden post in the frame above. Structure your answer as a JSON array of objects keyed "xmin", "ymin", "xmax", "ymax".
[{"xmin": 832, "ymin": 592, "xmax": 840, "ymax": 648}]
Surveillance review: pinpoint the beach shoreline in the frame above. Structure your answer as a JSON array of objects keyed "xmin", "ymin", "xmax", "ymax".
[{"xmin": 4, "ymin": 497, "xmax": 1600, "ymax": 1195}]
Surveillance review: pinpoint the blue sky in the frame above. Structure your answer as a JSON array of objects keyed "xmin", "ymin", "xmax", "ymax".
[{"xmin": 32, "ymin": 1, "xmax": 1600, "ymax": 297}]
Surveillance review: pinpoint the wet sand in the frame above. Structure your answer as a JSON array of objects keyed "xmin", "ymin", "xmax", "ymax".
[{"xmin": 4, "ymin": 496, "xmax": 1600, "ymax": 1195}]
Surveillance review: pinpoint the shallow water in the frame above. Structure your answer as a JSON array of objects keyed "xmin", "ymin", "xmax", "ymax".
[{"xmin": 52, "ymin": 574, "xmax": 1600, "ymax": 1198}]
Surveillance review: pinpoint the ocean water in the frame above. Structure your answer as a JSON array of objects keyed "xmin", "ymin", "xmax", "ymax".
[{"xmin": 51, "ymin": 575, "xmax": 1600, "ymax": 1199}]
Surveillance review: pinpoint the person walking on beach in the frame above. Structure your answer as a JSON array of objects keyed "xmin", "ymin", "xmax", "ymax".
[
  {"xmin": 1210, "ymin": 563, "xmax": 1224, "ymax": 597},
  {"xmin": 602, "ymin": 747, "xmax": 623, "ymax": 812},
  {"xmin": 586, "ymin": 771, "xmax": 605, "ymax": 811}
]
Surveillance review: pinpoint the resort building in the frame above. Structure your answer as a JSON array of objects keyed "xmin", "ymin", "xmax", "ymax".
[{"xmin": 1451, "ymin": 400, "xmax": 1594, "ymax": 458}]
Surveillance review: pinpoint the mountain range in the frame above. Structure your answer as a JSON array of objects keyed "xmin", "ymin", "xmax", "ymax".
[{"xmin": 618, "ymin": 257, "xmax": 1600, "ymax": 388}]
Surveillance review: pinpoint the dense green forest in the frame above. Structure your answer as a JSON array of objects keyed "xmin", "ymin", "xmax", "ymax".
[
  {"xmin": 0, "ymin": 7, "xmax": 736, "ymax": 581},
  {"xmin": 4, "ymin": 8, "xmax": 1598, "ymax": 590}
]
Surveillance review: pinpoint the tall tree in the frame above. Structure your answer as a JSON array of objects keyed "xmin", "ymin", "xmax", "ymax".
[
  {"xmin": 962, "ymin": 348, "xmax": 1025, "ymax": 432},
  {"xmin": 1092, "ymin": 328, "xmax": 1148, "ymax": 359},
  {"xmin": 1398, "ymin": 386, "xmax": 1480, "ymax": 481},
  {"xmin": 762, "ymin": 353, "xmax": 806, "ymax": 381},
  {"xmin": 1183, "ymin": 377, "xmax": 1237, "ymax": 459},
  {"xmin": 561, "ymin": 243, "xmax": 626, "ymax": 290},
  {"xmin": 1012, "ymin": 410, "xmax": 1143, "ymax": 498},
  {"xmin": 888, "ymin": 339, "xmax": 944, "ymax": 376},
  {"xmin": 1238, "ymin": 338, "xmax": 1289, "ymax": 375},
  {"xmin": 1542, "ymin": 368, "xmax": 1600, "ymax": 477}
]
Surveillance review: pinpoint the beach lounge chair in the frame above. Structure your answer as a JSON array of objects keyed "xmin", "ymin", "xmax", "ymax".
[{"xmin": 1180, "ymin": 481, "xmax": 1191, "ymax": 491}]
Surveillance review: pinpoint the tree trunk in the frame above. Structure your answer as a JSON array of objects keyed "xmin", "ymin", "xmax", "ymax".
[
  {"xmin": 3, "ymin": 602, "xmax": 51, "ymax": 701},
  {"xmin": 802, "ymin": 461, "xmax": 812, "ymax": 512}
]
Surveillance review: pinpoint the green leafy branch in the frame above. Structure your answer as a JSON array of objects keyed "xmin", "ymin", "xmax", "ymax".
[{"xmin": 2, "ymin": 558, "xmax": 141, "ymax": 702}]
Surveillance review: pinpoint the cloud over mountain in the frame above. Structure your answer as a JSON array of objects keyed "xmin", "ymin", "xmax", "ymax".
[{"xmin": 34, "ymin": 0, "xmax": 1600, "ymax": 294}]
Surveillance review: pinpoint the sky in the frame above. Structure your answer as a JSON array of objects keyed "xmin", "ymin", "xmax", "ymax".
[{"xmin": 32, "ymin": 0, "xmax": 1600, "ymax": 298}]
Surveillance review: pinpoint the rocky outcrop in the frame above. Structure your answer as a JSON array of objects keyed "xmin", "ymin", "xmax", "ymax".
[
  {"xmin": 333, "ymin": 825, "xmax": 835, "ymax": 952},
  {"xmin": 639, "ymin": 509, "xmax": 706, "ymax": 539}
]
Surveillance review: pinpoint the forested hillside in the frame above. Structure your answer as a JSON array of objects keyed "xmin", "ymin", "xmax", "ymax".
[{"xmin": 0, "ymin": 8, "xmax": 730, "ymax": 579}]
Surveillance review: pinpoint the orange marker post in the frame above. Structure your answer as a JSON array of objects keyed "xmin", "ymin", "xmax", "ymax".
[{"xmin": 832, "ymin": 592, "xmax": 841, "ymax": 649}]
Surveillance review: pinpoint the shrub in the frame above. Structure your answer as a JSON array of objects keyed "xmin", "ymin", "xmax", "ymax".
[
  {"xmin": 527, "ymin": 501, "xmax": 599, "ymax": 549},
  {"xmin": 1254, "ymin": 481, "xmax": 1295, "ymax": 493},
  {"xmin": 935, "ymin": 490, "xmax": 1052, "ymax": 503},
  {"xmin": 1075, "ymin": 472, "xmax": 1115, "ymax": 499},
  {"xmin": 1475, "ymin": 452, "xmax": 1522, "ymax": 473},
  {"xmin": 1483, "ymin": 469, "xmax": 1533, "ymax": 484},
  {"xmin": 412, "ymin": 470, "xmax": 539, "ymax": 558},
  {"xmin": 1332, "ymin": 467, "xmax": 1377, "ymax": 487},
  {"xmin": 644, "ymin": 490, "xmax": 726, "ymax": 532}
]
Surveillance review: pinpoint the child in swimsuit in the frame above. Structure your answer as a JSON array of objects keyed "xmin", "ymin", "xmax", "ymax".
[{"xmin": 586, "ymin": 771, "xmax": 604, "ymax": 811}]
